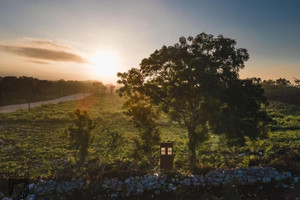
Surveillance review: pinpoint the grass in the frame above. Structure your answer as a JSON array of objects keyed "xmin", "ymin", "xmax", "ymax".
[{"xmin": 0, "ymin": 93, "xmax": 299, "ymax": 179}]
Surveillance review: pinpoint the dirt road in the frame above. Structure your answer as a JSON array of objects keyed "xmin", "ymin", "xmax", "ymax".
[{"xmin": 0, "ymin": 93, "xmax": 92, "ymax": 113}]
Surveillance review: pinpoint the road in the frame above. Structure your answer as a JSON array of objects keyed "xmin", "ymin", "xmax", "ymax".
[{"xmin": 0, "ymin": 93, "xmax": 92, "ymax": 113}]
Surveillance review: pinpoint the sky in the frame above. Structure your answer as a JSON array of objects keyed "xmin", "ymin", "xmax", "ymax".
[{"xmin": 0, "ymin": 0, "xmax": 299, "ymax": 84}]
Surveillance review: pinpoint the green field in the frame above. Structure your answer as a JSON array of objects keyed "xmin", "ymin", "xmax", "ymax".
[{"xmin": 0, "ymin": 93, "xmax": 299, "ymax": 178}]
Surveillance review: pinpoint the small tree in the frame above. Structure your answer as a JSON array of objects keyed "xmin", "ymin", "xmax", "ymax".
[
  {"xmin": 118, "ymin": 86, "xmax": 160, "ymax": 167},
  {"xmin": 93, "ymin": 127, "xmax": 125, "ymax": 183},
  {"xmin": 66, "ymin": 109, "xmax": 96, "ymax": 165}
]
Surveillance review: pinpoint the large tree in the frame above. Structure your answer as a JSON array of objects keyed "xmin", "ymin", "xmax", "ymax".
[{"xmin": 118, "ymin": 33, "xmax": 269, "ymax": 170}]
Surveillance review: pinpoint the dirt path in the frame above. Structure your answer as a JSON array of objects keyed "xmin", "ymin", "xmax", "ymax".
[{"xmin": 0, "ymin": 93, "xmax": 92, "ymax": 113}]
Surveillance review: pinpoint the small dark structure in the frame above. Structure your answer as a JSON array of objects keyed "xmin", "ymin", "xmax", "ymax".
[{"xmin": 160, "ymin": 142, "xmax": 174, "ymax": 170}]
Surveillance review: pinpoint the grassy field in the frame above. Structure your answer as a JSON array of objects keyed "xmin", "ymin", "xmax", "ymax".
[{"xmin": 0, "ymin": 93, "xmax": 299, "ymax": 179}]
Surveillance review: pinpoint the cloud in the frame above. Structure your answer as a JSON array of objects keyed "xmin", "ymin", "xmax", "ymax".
[
  {"xmin": 26, "ymin": 60, "xmax": 50, "ymax": 65},
  {"xmin": 0, "ymin": 38, "xmax": 89, "ymax": 64},
  {"xmin": 1, "ymin": 46, "xmax": 89, "ymax": 64},
  {"xmin": 23, "ymin": 38, "xmax": 74, "ymax": 51}
]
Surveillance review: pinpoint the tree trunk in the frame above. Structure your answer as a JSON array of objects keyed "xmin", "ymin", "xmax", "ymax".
[
  {"xmin": 189, "ymin": 144, "xmax": 197, "ymax": 171},
  {"xmin": 187, "ymin": 124, "xmax": 197, "ymax": 172}
]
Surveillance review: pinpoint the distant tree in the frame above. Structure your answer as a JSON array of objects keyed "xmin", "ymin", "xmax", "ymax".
[
  {"xmin": 262, "ymin": 77, "xmax": 300, "ymax": 106},
  {"xmin": 65, "ymin": 109, "xmax": 96, "ymax": 165},
  {"xmin": 275, "ymin": 78, "xmax": 291, "ymax": 87},
  {"xmin": 118, "ymin": 33, "xmax": 269, "ymax": 170},
  {"xmin": 251, "ymin": 77, "xmax": 262, "ymax": 84},
  {"xmin": 92, "ymin": 82, "xmax": 103, "ymax": 94},
  {"xmin": 0, "ymin": 76, "xmax": 97, "ymax": 106},
  {"xmin": 58, "ymin": 79, "xmax": 65, "ymax": 96},
  {"xmin": 293, "ymin": 78, "xmax": 300, "ymax": 88},
  {"xmin": 262, "ymin": 79, "xmax": 276, "ymax": 87},
  {"xmin": 109, "ymin": 85, "xmax": 115, "ymax": 93},
  {"xmin": 100, "ymin": 84, "xmax": 107, "ymax": 93},
  {"xmin": 27, "ymin": 79, "xmax": 43, "ymax": 109}
]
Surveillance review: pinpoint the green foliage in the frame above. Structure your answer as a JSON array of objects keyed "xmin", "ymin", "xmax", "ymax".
[
  {"xmin": 122, "ymin": 94, "xmax": 160, "ymax": 168},
  {"xmin": 266, "ymin": 102, "xmax": 300, "ymax": 130},
  {"xmin": 0, "ymin": 93, "xmax": 299, "ymax": 178},
  {"xmin": 209, "ymin": 78, "xmax": 270, "ymax": 146},
  {"xmin": 0, "ymin": 93, "xmax": 132, "ymax": 178},
  {"xmin": 95, "ymin": 127, "xmax": 125, "ymax": 163},
  {"xmin": 65, "ymin": 109, "xmax": 96, "ymax": 165},
  {"xmin": 118, "ymin": 33, "xmax": 269, "ymax": 170}
]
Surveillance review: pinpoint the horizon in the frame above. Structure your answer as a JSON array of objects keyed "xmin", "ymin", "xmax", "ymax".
[{"xmin": 0, "ymin": 0, "xmax": 300, "ymax": 84}]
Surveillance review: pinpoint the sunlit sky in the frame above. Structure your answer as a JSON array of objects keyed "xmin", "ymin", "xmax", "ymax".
[{"xmin": 0, "ymin": 0, "xmax": 299, "ymax": 84}]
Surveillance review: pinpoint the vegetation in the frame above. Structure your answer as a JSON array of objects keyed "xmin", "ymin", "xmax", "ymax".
[
  {"xmin": 0, "ymin": 93, "xmax": 131, "ymax": 178},
  {"xmin": 0, "ymin": 36, "xmax": 299, "ymax": 199},
  {"xmin": 65, "ymin": 109, "xmax": 96, "ymax": 165},
  {"xmin": 262, "ymin": 78, "xmax": 300, "ymax": 106},
  {"xmin": 117, "ymin": 33, "xmax": 269, "ymax": 170},
  {"xmin": 0, "ymin": 76, "xmax": 105, "ymax": 106},
  {"xmin": 123, "ymin": 94, "xmax": 160, "ymax": 168},
  {"xmin": 0, "ymin": 93, "xmax": 299, "ymax": 179}
]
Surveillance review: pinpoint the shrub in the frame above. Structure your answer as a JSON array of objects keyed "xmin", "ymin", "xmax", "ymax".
[{"xmin": 65, "ymin": 109, "xmax": 96, "ymax": 166}]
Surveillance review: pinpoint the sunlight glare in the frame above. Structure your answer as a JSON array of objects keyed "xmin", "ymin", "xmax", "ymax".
[{"xmin": 90, "ymin": 51, "xmax": 119, "ymax": 78}]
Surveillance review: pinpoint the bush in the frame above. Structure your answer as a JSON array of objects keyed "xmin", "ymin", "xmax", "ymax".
[{"xmin": 65, "ymin": 109, "xmax": 96, "ymax": 165}]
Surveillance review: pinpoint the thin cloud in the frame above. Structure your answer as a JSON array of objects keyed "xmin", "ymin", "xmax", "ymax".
[
  {"xmin": 26, "ymin": 60, "xmax": 50, "ymax": 65},
  {"xmin": 23, "ymin": 38, "xmax": 74, "ymax": 51},
  {"xmin": 0, "ymin": 38, "xmax": 89, "ymax": 64}
]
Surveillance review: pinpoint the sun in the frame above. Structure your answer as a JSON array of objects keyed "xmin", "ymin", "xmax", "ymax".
[{"xmin": 90, "ymin": 51, "xmax": 119, "ymax": 78}]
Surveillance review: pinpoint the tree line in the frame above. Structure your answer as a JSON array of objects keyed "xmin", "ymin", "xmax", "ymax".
[
  {"xmin": 261, "ymin": 78, "xmax": 300, "ymax": 106},
  {"xmin": 0, "ymin": 76, "xmax": 115, "ymax": 106}
]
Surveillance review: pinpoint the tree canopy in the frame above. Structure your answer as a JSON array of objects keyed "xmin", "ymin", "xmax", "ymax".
[{"xmin": 118, "ymin": 33, "xmax": 269, "ymax": 170}]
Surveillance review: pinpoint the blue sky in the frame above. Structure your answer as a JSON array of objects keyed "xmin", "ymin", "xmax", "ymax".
[{"xmin": 0, "ymin": 0, "xmax": 299, "ymax": 83}]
